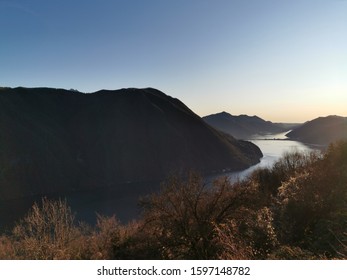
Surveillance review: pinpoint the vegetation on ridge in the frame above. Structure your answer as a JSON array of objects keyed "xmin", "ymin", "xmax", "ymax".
[{"xmin": 1, "ymin": 141, "xmax": 346, "ymax": 260}]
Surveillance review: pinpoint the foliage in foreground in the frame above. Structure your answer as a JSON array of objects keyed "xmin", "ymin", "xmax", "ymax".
[{"xmin": 0, "ymin": 141, "xmax": 346, "ymax": 259}]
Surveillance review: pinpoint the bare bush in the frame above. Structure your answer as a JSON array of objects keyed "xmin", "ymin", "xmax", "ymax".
[
  {"xmin": 0, "ymin": 236, "xmax": 16, "ymax": 259},
  {"xmin": 213, "ymin": 220, "xmax": 253, "ymax": 259},
  {"xmin": 140, "ymin": 173, "xmax": 279, "ymax": 259},
  {"xmin": 82, "ymin": 215, "xmax": 121, "ymax": 259},
  {"xmin": 10, "ymin": 198, "xmax": 81, "ymax": 259},
  {"xmin": 140, "ymin": 173, "xmax": 240, "ymax": 259}
]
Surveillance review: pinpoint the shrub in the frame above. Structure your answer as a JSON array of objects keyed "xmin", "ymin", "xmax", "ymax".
[
  {"xmin": 4, "ymin": 198, "xmax": 123, "ymax": 259},
  {"xmin": 140, "ymin": 173, "xmax": 242, "ymax": 259},
  {"xmin": 139, "ymin": 173, "xmax": 279, "ymax": 259},
  {"xmin": 275, "ymin": 141, "xmax": 347, "ymax": 258},
  {"xmin": 0, "ymin": 235, "xmax": 16, "ymax": 259},
  {"xmin": 213, "ymin": 220, "xmax": 253, "ymax": 259},
  {"xmin": 10, "ymin": 198, "xmax": 81, "ymax": 259},
  {"xmin": 75, "ymin": 215, "xmax": 122, "ymax": 260}
]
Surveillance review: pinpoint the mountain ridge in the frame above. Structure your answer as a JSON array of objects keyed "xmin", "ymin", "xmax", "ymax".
[
  {"xmin": 0, "ymin": 87, "xmax": 262, "ymax": 201},
  {"xmin": 203, "ymin": 111, "xmax": 287, "ymax": 139},
  {"xmin": 286, "ymin": 115, "xmax": 347, "ymax": 145}
]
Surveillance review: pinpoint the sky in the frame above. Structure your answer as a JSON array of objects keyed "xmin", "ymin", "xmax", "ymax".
[{"xmin": 1, "ymin": 0, "xmax": 346, "ymax": 122}]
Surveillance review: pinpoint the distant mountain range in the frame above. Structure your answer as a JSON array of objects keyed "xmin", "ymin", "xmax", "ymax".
[
  {"xmin": 286, "ymin": 115, "xmax": 347, "ymax": 145},
  {"xmin": 0, "ymin": 87, "xmax": 262, "ymax": 201},
  {"xmin": 203, "ymin": 111, "xmax": 291, "ymax": 139}
]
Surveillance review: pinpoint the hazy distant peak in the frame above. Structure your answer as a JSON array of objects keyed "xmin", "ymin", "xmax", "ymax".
[
  {"xmin": 286, "ymin": 115, "xmax": 347, "ymax": 145},
  {"xmin": 204, "ymin": 111, "xmax": 265, "ymax": 122},
  {"xmin": 203, "ymin": 111, "xmax": 286, "ymax": 139},
  {"xmin": 316, "ymin": 115, "xmax": 345, "ymax": 120},
  {"xmin": 206, "ymin": 111, "xmax": 262, "ymax": 120}
]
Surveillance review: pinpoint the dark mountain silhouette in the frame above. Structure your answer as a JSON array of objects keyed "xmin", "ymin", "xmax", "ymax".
[
  {"xmin": 0, "ymin": 87, "xmax": 262, "ymax": 201},
  {"xmin": 286, "ymin": 115, "xmax": 347, "ymax": 145},
  {"xmin": 203, "ymin": 111, "xmax": 286, "ymax": 139}
]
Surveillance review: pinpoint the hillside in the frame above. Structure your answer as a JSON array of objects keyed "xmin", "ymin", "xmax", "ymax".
[
  {"xmin": 203, "ymin": 111, "xmax": 286, "ymax": 139},
  {"xmin": 0, "ymin": 87, "xmax": 262, "ymax": 201},
  {"xmin": 286, "ymin": 115, "xmax": 347, "ymax": 145},
  {"xmin": 2, "ymin": 141, "xmax": 346, "ymax": 260}
]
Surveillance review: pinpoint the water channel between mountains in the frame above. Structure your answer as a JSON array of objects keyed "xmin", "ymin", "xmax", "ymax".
[{"xmin": 0, "ymin": 132, "xmax": 319, "ymax": 231}]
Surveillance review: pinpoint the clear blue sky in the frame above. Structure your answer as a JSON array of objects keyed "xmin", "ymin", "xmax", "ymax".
[{"xmin": 1, "ymin": 0, "xmax": 346, "ymax": 122}]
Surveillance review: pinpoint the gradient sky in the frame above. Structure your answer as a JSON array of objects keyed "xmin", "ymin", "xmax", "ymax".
[{"xmin": 1, "ymin": 0, "xmax": 346, "ymax": 122}]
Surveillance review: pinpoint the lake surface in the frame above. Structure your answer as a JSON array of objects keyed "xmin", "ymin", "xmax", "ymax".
[
  {"xmin": 220, "ymin": 131, "xmax": 317, "ymax": 182},
  {"xmin": 0, "ymin": 131, "xmax": 319, "ymax": 231},
  {"xmin": 0, "ymin": 180, "xmax": 159, "ymax": 231}
]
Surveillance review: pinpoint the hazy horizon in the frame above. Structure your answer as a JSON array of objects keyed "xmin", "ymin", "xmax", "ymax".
[{"xmin": 1, "ymin": 0, "xmax": 346, "ymax": 123}]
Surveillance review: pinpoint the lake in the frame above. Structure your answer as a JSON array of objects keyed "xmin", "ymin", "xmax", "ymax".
[
  {"xmin": 220, "ymin": 131, "xmax": 318, "ymax": 182},
  {"xmin": 0, "ymin": 132, "xmax": 319, "ymax": 231}
]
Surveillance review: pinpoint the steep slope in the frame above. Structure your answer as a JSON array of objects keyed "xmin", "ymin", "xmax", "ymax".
[
  {"xmin": 203, "ymin": 111, "xmax": 286, "ymax": 139},
  {"xmin": 0, "ymin": 87, "xmax": 262, "ymax": 200},
  {"xmin": 286, "ymin": 115, "xmax": 347, "ymax": 145}
]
